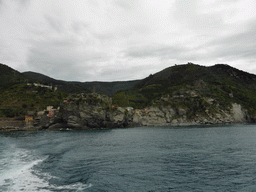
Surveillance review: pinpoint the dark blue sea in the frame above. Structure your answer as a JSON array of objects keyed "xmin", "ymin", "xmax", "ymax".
[{"xmin": 1, "ymin": 124, "xmax": 256, "ymax": 191}]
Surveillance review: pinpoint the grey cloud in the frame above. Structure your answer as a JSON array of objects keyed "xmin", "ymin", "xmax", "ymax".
[
  {"xmin": 0, "ymin": 0, "xmax": 30, "ymax": 10},
  {"xmin": 202, "ymin": 22, "xmax": 256, "ymax": 60},
  {"xmin": 98, "ymin": 63, "xmax": 161, "ymax": 81},
  {"xmin": 192, "ymin": 13, "xmax": 223, "ymax": 30},
  {"xmin": 94, "ymin": 33, "xmax": 117, "ymax": 43},
  {"xmin": 173, "ymin": 0, "xmax": 223, "ymax": 30},
  {"xmin": 25, "ymin": 17, "xmax": 116, "ymax": 81},
  {"xmin": 44, "ymin": 15, "xmax": 64, "ymax": 33},
  {"xmin": 124, "ymin": 44, "xmax": 188, "ymax": 60},
  {"xmin": 174, "ymin": 0, "xmax": 196, "ymax": 15},
  {"xmin": 27, "ymin": 50, "xmax": 96, "ymax": 82},
  {"xmin": 113, "ymin": 0, "xmax": 137, "ymax": 10},
  {"xmin": 71, "ymin": 22, "xmax": 89, "ymax": 35},
  {"xmin": 17, "ymin": 0, "xmax": 30, "ymax": 5},
  {"xmin": 27, "ymin": 37, "xmax": 108, "ymax": 81},
  {"xmin": 130, "ymin": 24, "xmax": 151, "ymax": 35},
  {"xmin": 216, "ymin": 0, "xmax": 240, "ymax": 3},
  {"xmin": 87, "ymin": 0, "xmax": 100, "ymax": 7}
]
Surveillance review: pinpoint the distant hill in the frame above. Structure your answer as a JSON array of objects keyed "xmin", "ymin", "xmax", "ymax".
[
  {"xmin": 23, "ymin": 71, "xmax": 92, "ymax": 94},
  {"xmin": 133, "ymin": 63, "xmax": 256, "ymax": 90},
  {"xmin": 3, "ymin": 62, "xmax": 256, "ymax": 119},
  {"xmin": 0, "ymin": 63, "xmax": 140, "ymax": 118},
  {"xmin": 112, "ymin": 63, "xmax": 256, "ymax": 116},
  {"xmin": 0, "ymin": 63, "xmax": 29, "ymax": 88},
  {"xmin": 23, "ymin": 71, "xmax": 139, "ymax": 96},
  {"xmin": 0, "ymin": 64, "xmax": 68, "ymax": 117}
]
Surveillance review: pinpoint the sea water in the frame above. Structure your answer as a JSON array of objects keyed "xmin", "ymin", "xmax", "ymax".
[{"xmin": 1, "ymin": 124, "xmax": 256, "ymax": 191}]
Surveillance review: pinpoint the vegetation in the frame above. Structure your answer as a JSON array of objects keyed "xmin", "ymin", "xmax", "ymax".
[
  {"xmin": 0, "ymin": 63, "xmax": 28, "ymax": 88},
  {"xmin": 67, "ymin": 93, "xmax": 111, "ymax": 108},
  {"xmin": 0, "ymin": 82, "xmax": 67, "ymax": 118},
  {"xmin": 112, "ymin": 63, "xmax": 256, "ymax": 116},
  {"xmin": 23, "ymin": 71, "xmax": 139, "ymax": 96},
  {"xmin": 2, "ymin": 62, "xmax": 256, "ymax": 118}
]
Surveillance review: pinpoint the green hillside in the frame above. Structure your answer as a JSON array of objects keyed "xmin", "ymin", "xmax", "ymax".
[
  {"xmin": 112, "ymin": 63, "xmax": 256, "ymax": 116},
  {"xmin": 23, "ymin": 71, "xmax": 92, "ymax": 94},
  {"xmin": 23, "ymin": 72, "xmax": 139, "ymax": 96},
  {"xmin": 0, "ymin": 63, "xmax": 28, "ymax": 88},
  {"xmin": 0, "ymin": 63, "xmax": 137, "ymax": 118},
  {"xmin": 0, "ymin": 64, "xmax": 68, "ymax": 117},
  {"xmin": 0, "ymin": 83, "xmax": 68, "ymax": 117},
  {"xmin": 2, "ymin": 62, "xmax": 256, "ymax": 118}
]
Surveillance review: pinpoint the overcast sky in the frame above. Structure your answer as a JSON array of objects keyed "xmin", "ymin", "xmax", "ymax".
[{"xmin": 1, "ymin": 0, "xmax": 256, "ymax": 81}]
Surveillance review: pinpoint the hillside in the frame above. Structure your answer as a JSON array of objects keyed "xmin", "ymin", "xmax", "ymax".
[
  {"xmin": 0, "ymin": 63, "xmax": 138, "ymax": 118},
  {"xmin": 0, "ymin": 83, "xmax": 67, "ymax": 117},
  {"xmin": 0, "ymin": 63, "xmax": 29, "ymax": 88},
  {"xmin": 0, "ymin": 63, "xmax": 68, "ymax": 118},
  {"xmin": 23, "ymin": 71, "xmax": 139, "ymax": 96},
  {"xmin": 112, "ymin": 63, "xmax": 256, "ymax": 117},
  {"xmin": 2, "ymin": 62, "xmax": 256, "ymax": 122},
  {"xmin": 23, "ymin": 71, "xmax": 92, "ymax": 94},
  {"xmin": 54, "ymin": 63, "xmax": 256, "ymax": 129}
]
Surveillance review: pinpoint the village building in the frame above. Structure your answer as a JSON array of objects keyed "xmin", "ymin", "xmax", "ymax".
[
  {"xmin": 46, "ymin": 106, "xmax": 54, "ymax": 111},
  {"xmin": 47, "ymin": 109, "xmax": 55, "ymax": 118},
  {"xmin": 37, "ymin": 111, "xmax": 45, "ymax": 116},
  {"xmin": 27, "ymin": 83, "xmax": 57, "ymax": 91},
  {"xmin": 25, "ymin": 116, "xmax": 33, "ymax": 126},
  {"xmin": 126, "ymin": 107, "xmax": 134, "ymax": 111}
]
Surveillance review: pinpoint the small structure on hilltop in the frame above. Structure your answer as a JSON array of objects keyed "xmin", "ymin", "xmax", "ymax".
[{"xmin": 27, "ymin": 83, "xmax": 57, "ymax": 91}]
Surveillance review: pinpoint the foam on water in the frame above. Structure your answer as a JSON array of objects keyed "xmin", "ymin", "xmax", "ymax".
[
  {"xmin": 0, "ymin": 145, "xmax": 92, "ymax": 192},
  {"xmin": 47, "ymin": 183, "xmax": 93, "ymax": 191},
  {"xmin": 2, "ymin": 125, "xmax": 256, "ymax": 191}
]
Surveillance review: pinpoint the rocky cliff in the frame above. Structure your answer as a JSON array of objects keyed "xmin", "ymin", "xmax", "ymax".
[
  {"xmin": 33, "ymin": 93, "xmax": 139, "ymax": 130},
  {"xmin": 59, "ymin": 93, "xmax": 135, "ymax": 129},
  {"xmin": 133, "ymin": 103, "xmax": 248, "ymax": 126},
  {"xmin": 31, "ymin": 63, "xmax": 256, "ymax": 129},
  {"xmin": 33, "ymin": 93, "xmax": 255, "ymax": 130}
]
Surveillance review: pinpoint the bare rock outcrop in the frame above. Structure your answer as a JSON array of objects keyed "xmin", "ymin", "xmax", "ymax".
[{"xmin": 33, "ymin": 93, "xmax": 254, "ymax": 130}]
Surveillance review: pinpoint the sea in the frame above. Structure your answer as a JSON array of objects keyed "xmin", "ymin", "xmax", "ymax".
[{"xmin": 1, "ymin": 124, "xmax": 256, "ymax": 192}]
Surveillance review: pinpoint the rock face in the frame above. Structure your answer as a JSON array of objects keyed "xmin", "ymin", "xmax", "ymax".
[
  {"xmin": 232, "ymin": 103, "xmax": 246, "ymax": 123},
  {"xmin": 132, "ymin": 102, "xmax": 249, "ymax": 126},
  {"xmin": 33, "ymin": 93, "xmax": 255, "ymax": 130},
  {"xmin": 58, "ymin": 93, "xmax": 138, "ymax": 129}
]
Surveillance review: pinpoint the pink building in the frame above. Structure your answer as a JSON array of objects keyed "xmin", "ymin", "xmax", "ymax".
[{"xmin": 48, "ymin": 109, "xmax": 54, "ymax": 118}]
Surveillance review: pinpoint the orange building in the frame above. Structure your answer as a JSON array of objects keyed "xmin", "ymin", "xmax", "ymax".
[{"xmin": 25, "ymin": 116, "xmax": 33, "ymax": 125}]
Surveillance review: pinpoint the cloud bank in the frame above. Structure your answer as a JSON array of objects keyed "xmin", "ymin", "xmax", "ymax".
[{"xmin": 1, "ymin": 0, "xmax": 256, "ymax": 81}]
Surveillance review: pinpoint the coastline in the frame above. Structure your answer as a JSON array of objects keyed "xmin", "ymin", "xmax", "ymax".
[
  {"xmin": 0, "ymin": 120, "xmax": 249, "ymax": 132},
  {"xmin": 1, "ymin": 97, "xmax": 254, "ymax": 131},
  {"xmin": 0, "ymin": 126, "xmax": 41, "ymax": 131}
]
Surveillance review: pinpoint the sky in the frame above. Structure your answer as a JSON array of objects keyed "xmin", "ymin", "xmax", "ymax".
[{"xmin": 1, "ymin": 0, "xmax": 256, "ymax": 82}]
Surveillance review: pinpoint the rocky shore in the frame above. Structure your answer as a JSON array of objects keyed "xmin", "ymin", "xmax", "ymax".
[
  {"xmin": 20, "ymin": 93, "xmax": 254, "ymax": 131},
  {"xmin": 1, "ymin": 92, "xmax": 255, "ymax": 131}
]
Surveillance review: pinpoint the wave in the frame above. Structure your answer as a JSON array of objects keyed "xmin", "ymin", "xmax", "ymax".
[
  {"xmin": 46, "ymin": 183, "xmax": 93, "ymax": 191},
  {"xmin": 0, "ymin": 146, "xmax": 92, "ymax": 192}
]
